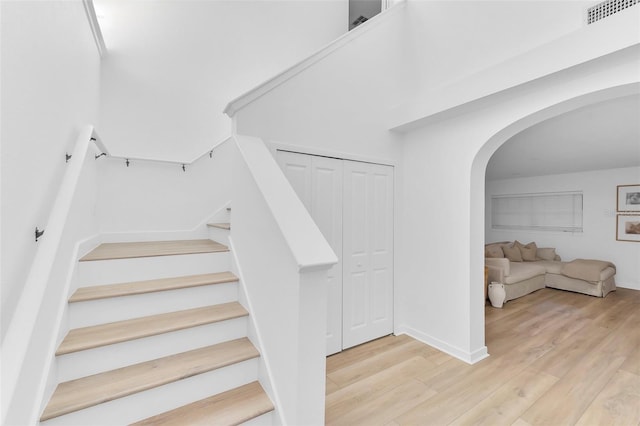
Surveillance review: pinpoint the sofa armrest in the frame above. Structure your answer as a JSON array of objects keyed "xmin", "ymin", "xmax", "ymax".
[
  {"xmin": 486, "ymin": 265, "xmax": 503, "ymax": 284},
  {"xmin": 485, "ymin": 257, "xmax": 510, "ymax": 282}
]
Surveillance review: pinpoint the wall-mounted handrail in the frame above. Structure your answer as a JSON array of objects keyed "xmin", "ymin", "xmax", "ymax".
[
  {"xmin": 1, "ymin": 125, "xmax": 98, "ymax": 425},
  {"xmin": 94, "ymin": 134, "xmax": 230, "ymax": 169}
]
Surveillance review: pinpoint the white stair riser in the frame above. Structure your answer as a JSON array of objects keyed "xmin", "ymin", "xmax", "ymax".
[
  {"xmin": 207, "ymin": 227, "xmax": 230, "ymax": 245},
  {"xmin": 57, "ymin": 317, "xmax": 249, "ymax": 382},
  {"xmin": 42, "ymin": 358, "xmax": 259, "ymax": 426},
  {"xmin": 77, "ymin": 252, "xmax": 230, "ymax": 286},
  {"xmin": 68, "ymin": 282, "xmax": 238, "ymax": 328}
]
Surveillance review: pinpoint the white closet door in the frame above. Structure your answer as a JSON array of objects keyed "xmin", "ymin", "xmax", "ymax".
[
  {"xmin": 276, "ymin": 151, "xmax": 312, "ymax": 211},
  {"xmin": 310, "ymin": 156, "xmax": 343, "ymax": 355},
  {"xmin": 276, "ymin": 151, "xmax": 344, "ymax": 355},
  {"xmin": 342, "ymin": 160, "xmax": 394, "ymax": 349}
]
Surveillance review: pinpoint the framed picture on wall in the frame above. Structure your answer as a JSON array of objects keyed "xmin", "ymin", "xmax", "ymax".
[
  {"xmin": 617, "ymin": 214, "xmax": 640, "ymax": 242},
  {"xmin": 617, "ymin": 184, "xmax": 640, "ymax": 212}
]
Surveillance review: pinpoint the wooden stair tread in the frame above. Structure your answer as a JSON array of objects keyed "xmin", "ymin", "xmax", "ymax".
[
  {"xmin": 41, "ymin": 338, "xmax": 259, "ymax": 421},
  {"xmin": 69, "ymin": 272, "xmax": 239, "ymax": 303},
  {"xmin": 131, "ymin": 381, "xmax": 274, "ymax": 426},
  {"xmin": 79, "ymin": 239, "xmax": 228, "ymax": 262},
  {"xmin": 207, "ymin": 222, "xmax": 231, "ymax": 230},
  {"xmin": 57, "ymin": 302, "xmax": 248, "ymax": 355}
]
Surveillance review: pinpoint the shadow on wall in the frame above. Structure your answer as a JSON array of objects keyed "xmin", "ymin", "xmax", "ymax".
[{"xmin": 350, "ymin": 0, "xmax": 381, "ymax": 30}]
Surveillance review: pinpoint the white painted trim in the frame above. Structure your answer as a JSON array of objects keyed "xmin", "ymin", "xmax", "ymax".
[
  {"xmin": 82, "ymin": 0, "xmax": 106, "ymax": 57},
  {"xmin": 36, "ymin": 235, "xmax": 88, "ymax": 421},
  {"xmin": 395, "ymin": 325, "xmax": 489, "ymax": 365},
  {"xmin": 1, "ymin": 125, "xmax": 95, "ymax": 425},
  {"xmin": 223, "ymin": 0, "xmax": 406, "ymax": 118}
]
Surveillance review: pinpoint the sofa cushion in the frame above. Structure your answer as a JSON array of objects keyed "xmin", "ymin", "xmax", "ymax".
[
  {"xmin": 504, "ymin": 262, "xmax": 546, "ymax": 284},
  {"xmin": 518, "ymin": 241, "xmax": 538, "ymax": 261},
  {"xmin": 533, "ymin": 260, "xmax": 565, "ymax": 275},
  {"xmin": 536, "ymin": 247, "xmax": 557, "ymax": 261},
  {"xmin": 485, "ymin": 244, "xmax": 504, "ymax": 258},
  {"xmin": 503, "ymin": 243, "xmax": 523, "ymax": 262}
]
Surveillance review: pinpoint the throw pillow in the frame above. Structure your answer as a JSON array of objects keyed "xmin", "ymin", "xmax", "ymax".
[
  {"xmin": 503, "ymin": 243, "xmax": 523, "ymax": 262},
  {"xmin": 485, "ymin": 244, "xmax": 504, "ymax": 258},
  {"xmin": 520, "ymin": 242, "xmax": 538, "ymax": 261},
  {"xmin": 536, "ymin": 247, "xmax": 557, "ymax": 261}
]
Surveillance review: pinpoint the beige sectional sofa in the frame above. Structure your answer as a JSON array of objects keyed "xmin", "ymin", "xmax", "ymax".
[{"xmin": 485, "ymin": 241, "xmax": 616, "ymax": 303}]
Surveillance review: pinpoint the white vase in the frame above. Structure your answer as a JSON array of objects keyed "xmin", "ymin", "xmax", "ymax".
[{"xmin": 488, "ymin": 282, "xmax": 506, "ymax": 308}]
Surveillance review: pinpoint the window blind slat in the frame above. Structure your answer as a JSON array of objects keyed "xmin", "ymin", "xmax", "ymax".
[{"xmin": 491, "ymin": 192, "xmax": 583, "ymax": 232}]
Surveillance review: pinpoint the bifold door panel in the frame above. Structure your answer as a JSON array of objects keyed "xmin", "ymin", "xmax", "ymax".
[{"xmin": 276, "ymin": 151, "xmax": 393, "ymax": 355}]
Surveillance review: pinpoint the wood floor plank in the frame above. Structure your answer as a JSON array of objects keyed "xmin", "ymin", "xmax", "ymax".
[
  {"xmin": 42, "ymin": 338, "xmax": 259, "ymax": 421},
  {"xmin": 57, "ymin": 302, "xmax": 248, "ymax": 355},
  {"xmin": 79, "ymin": 239, "xmax": 228, "ymax": 261},
  {"xmin": 448, "ymin": 368, "xmax": 558, "ymax": 426},
  {"xmin": 327, "ymin": 340, "xmax": 436, "ymax": 388},
  {"xmin": 69, "ymin": 272, "xmax": 238, "ymax": 302},
  {"xmin": 327, "ymin": 379, "xmax": 436, "ymax": 426},
  {"xmin": 528, "ymin": 320, "xmax": 609, "ymax": 379},
  {"xmin": 326, "ymin": 356, "xmax": 437, "ymax": 422},
  {"xmin": 394, "ymin": 357, "xmax": 523, "ymax": 425},
  {"xmin": 520, "ymin": 309, "xmax": 640, "ymax": 425},
  {"xmin": 325, "ymin": 377, "xmax": 340, "ymax": 396},
  {"xmin": 131, "ymin": 381, "xmax": 273, "ymax": 426},
  {"xmin": 575, "ymin": 370, "xmax": 640, "ymax": 426},
  {"xmin": 621, "ymin": 343, "xmax": 640, "ymax": 376},
  {"xmin": 326, "ymin": 288, "xmax": 640, "ymax": 426},
  {"xmin": 326, "ymin": 334, "xmax": 411, "ymax": 374}
]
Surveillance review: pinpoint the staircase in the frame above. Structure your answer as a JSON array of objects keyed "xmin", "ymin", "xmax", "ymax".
[{"xmin": 40, "ymin": 237, "xmax": 274, "ymax": 425}]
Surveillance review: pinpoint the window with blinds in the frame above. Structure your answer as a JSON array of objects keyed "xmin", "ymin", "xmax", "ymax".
[{"xmin": 491, "ymin": 192, "xmax": 583, "ymax": 232}]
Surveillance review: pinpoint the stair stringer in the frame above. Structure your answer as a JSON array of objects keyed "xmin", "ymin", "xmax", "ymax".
[
  {"xmin": 37, "ymin": 232, "xmax": 104, "ymax": 424},
  {"xmin": 229, "ymin": 237, "xmax": 282, "ymax": 426}
]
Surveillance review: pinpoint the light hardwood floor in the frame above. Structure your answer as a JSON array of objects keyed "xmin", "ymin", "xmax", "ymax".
[{"xmin": 326, "ymin": 287, "xmax": 640, "ymax": 426}]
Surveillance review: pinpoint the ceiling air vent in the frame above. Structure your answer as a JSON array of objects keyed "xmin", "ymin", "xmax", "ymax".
[{"xmin": 587, "ymin": 0, "xmax": 638, "ymax": 24}]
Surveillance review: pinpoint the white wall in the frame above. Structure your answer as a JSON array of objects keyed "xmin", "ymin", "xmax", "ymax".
[
  {"xmin": 403, "ymin": 0, "xmax": 598, "ymax": 94},
  {"xmin": 235, "ymin": 4, "xmax": 408, "ymax": 161},
  {"xmin": 486, "ymin": 167, "xmax": 640, "ymax": 290},
  {"xmin": 0, "ymin": 0, "xmax": 100, "ymax": 340},
  {"xmin": 95, "ymin": 139, "xmax": 234, "ymax": 237},
  {"xmin": 97, "ymin": 0, "xmax": 348, "ymax": 161}
]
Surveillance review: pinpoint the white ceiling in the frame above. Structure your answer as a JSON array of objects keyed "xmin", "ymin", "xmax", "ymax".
[{"xmin": 486, "ymin": 94, "xmax": 640, "ymax": 180}]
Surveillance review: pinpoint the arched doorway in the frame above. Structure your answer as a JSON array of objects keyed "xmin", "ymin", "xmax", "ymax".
[{"xmin": 469, "ymin": 83, "xmax": 640, "ymax": 355}]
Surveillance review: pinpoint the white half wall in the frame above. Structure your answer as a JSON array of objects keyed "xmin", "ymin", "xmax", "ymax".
[
  {"xmin": 486, "ymin": 167, "xmax": 640, "ymax": 290},
  {"xmin": 0, "ymin": 0, "xmax": 100, "ymax": 340}
]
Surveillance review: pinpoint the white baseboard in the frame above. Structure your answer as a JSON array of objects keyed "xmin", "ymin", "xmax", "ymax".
[
  {"xmin": 617, "ymin": 282, "xmax": 640, "ymax": 291},
  {"xmin": 395, "ymin": 325, "xmax": 489, "ymax": 365}
]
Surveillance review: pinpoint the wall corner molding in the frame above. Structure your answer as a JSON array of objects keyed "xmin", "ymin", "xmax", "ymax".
[{"xmin": 82, "ymin": 0, "xmax": 106, "ymax": 57}]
